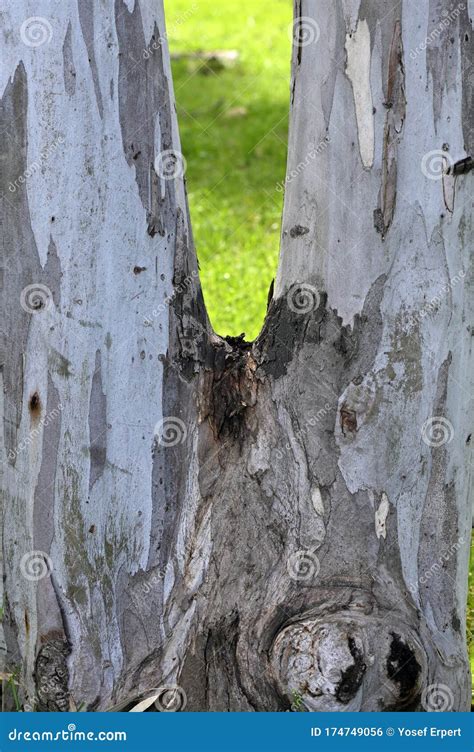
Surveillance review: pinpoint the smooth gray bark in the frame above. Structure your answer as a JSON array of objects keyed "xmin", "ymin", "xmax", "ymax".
[{"xmin": 0, "ymin": 0, "xmax": 472, "ymax": 712}]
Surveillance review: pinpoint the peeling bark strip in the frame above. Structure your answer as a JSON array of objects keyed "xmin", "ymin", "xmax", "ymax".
[
  {"xmin": 377, "ymin": 20, "xmax": 406, "ymax": 238},
  {"xmin": 1, "ymin": 0, "xmax": 472, "ymax": 713}
]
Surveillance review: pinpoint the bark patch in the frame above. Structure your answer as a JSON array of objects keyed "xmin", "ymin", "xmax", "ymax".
[
  {"xmin": 115, "ymin": 1, "xmax": 175, "ymax": 238},
  {"xmin": 35, "ymin": 637, "xmax": 70, "ymax": 711},
  {"xmin": 376, "ymin": 20, "xmax": 406, "ymax": 238},
  {"xmin": 88, "ymin": 350, "xmax": 107, "ymax": 490},
  {"xmin": 340, "ymin": 402, "xmax": 357, "ymax": 435},
  {"xmin": 199, "ymin": 336, "xmax": 258, "ymax": 440}
]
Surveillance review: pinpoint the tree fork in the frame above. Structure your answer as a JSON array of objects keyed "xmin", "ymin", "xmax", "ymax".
[{"xmin": 0, "ymin": 0, "xmax": 472, "ymax": 712}]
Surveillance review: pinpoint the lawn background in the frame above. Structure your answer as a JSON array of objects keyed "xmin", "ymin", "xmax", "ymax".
[{"xmin": 165, "ymin": 0, "xmax": 474, "ymax": 693}]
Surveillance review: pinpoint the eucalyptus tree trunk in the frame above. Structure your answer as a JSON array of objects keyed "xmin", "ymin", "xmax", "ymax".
[{"xmin": 0, "ymin": 0, "xmax": 472, "ymax": 713}]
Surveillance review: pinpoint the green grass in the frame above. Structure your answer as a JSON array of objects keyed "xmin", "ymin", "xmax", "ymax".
[
  {"xmin": 468, "ymin": 533, "xmax": 474, "ymax": 689},
  {"xmin": 165, "ymin": 0, "xmax": 292, "ymax": 340},
  {"xmin": 165, "ymin": 2, "xmax": 474, "ymax": 688}
]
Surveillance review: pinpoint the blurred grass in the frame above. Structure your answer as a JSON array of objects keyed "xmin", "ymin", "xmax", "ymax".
[
  {"xmin": 165, "ymin": 1, "xmax": 474, "ymax": 688},
  {"xmin": 165, "ymin": 0, "xmax": 292, "ymax": 340},
  {"xmin": 468, "ymin": 533, "xmax": 474, "ymax": 690}
]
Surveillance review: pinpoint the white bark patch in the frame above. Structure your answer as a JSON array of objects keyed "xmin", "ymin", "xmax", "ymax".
[
  {"xmin": 311, "ymin": 487, "xmax": 326, "ymax": 546},
  {"xmin": 311, "ymin": 486, "xmax": 324, "ymax": 516},
  {"xmin": 344, "ymin": 20, "xmax": 374, "ymax": 169},
  {"xmin": 375, "ymin": 493, "xmax": 390, "ymax": 539}
]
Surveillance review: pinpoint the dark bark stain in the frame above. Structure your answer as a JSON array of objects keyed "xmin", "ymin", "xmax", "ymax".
[
  {"xmin": 386, "ymin": 632, "xmax": 421, "ymax": 708},
  {"xmin": 62, "ymin": 21, "xmax": 76, "ymax": 97},
  {"xmin": 115, "ymin": 0, "xmax": 175, "ymax": 238},
  {"xmin": 198, "ymin": 336, "xmax": 258, "ymax": 440},
  {"xmin": 88, "ymin": 349, "xmax": 107, "ymax": 491},
  {"xmin": 289, "ymin": 225, "xmax": 310, "ymax": 238},
  {"xmin": 256, "ymin": 291, "xmax": 326, "ymax": 380},
  {"xmin": 78, "ymin": 0, "xmax": 104, "ymax": 118},
  {"xmin": 336, "ymin": 636, "xmax": 366, "ymax": 703},
  {"xmin": 340, "ymin": 403, "xmax": 357, "ymax": 435},
  {"xmin": 167, "ymin": 210, "xmax": 211, "ymax": 378},
  {"xmin": 28, "ymin": 391, "xmax": 41, "ymax": 420},
  {"xmin": 257, "ymin": 274, "xmax": 386, "ymax": 384},
  {"xmin": 295, "ymin": 0, "xmax": 303, "ymax": 67}
]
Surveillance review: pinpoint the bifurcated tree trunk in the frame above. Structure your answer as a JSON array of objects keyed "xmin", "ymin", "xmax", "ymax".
[{"xmin": 0, "ymin": 0, "xmax": 472, "ymax": 712}]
